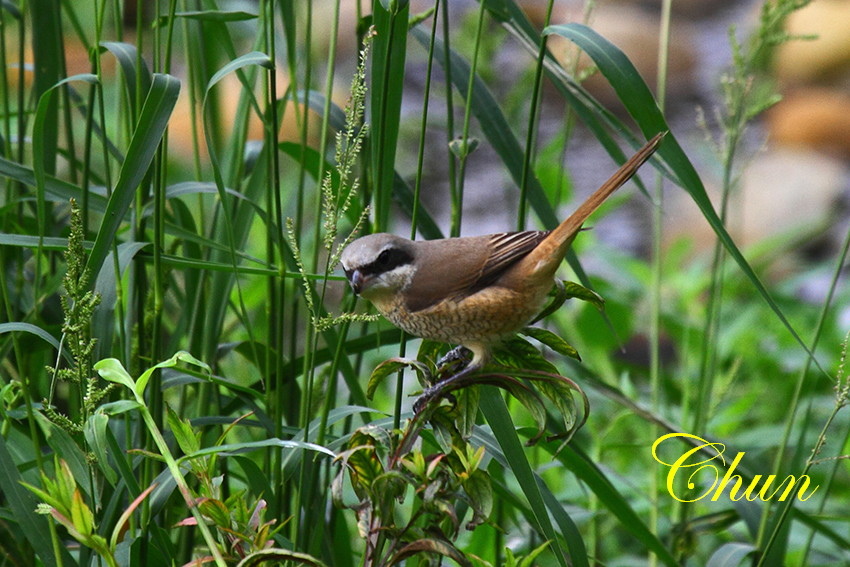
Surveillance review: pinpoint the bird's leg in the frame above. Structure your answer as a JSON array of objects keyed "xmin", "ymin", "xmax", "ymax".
[
  {"xmin": 435, "ymin": 346, "xmax": 472, "ymax": 376},
  {"xmin": 413, "ymin": 361, "xmax": 479, "ymax": 414}
]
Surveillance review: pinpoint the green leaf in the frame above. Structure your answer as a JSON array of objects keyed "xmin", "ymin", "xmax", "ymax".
[
  {"xmin": 31, "ymin": 0, "xmax": 64, "ymax": 176},
  {"xmin": 339, "ymin": 443, "xmax": 383, "ymax": 501},
  {"xmin": 518, "ymin": 541, "xmax": 552, "ymax": 567},
  {"xmin": 555, "ymin": 444, "xmax": 679, "ymax": 566},
  {"xmin": 296, "ymin": 89, "xmax": 347, "ymax": 131},
  {"xmin": 367, "ymin": 357, "xmax": 431, "ymax": 398},
  {"xmin": 86, "ymin": 73, "xmax": 181, "ymax": 280},
  {"xmin": 0, "ymin": 1, "xmax": 22, "ymax": 18},
  {"xmin": 96, "ymin": 400, "xmax": 142, "ymax": 415},
  {"xmin": 166, "ymin": 405, "xmax": 201, "ymax": 456},
  {"xmin": 371, "ymin": 470, "xmax": 410, "ymax": 503},
  {"xmin": 493, "ymin": 335, "xmax": 559, "ymax": 374},
  {"xmin": 529, "ymin": 372, "xmax": 583, "ymax": 439},
  {"xmin": 84, "ymin": 413, "xmax": 118, "ymax": 485},
  {"xmin": 707, "ymin": 542, "xmax": 757, "ymax": 567},
  {"xmin": 521, "ymin": 327, "xmax": 581, "ymax": 360},
  {"xmin": 32, "ymin": 74, "xmax": 99, "ymax": 305},
  {"xmin": 181, "ymin": 438, "xmax": 335, "ymax": 461},
  {"xmin": 0, "ymin": 157, "xmax": 108, "ymax": 211},
  {"xmin": 93, "ymin": 241, "xmax": 150, "ymax": 358},
  {"xmin": 462, "ymin": 469, "xmax": 492, "ymax": 530},
  {"xmin": 135, "ymin": 350, "xmax": 210, "ymax": 398},
  {"xmin": 457, "ymin": 372, "xmax": 548, "ymax": 442},
  {"xmin": 99, "ymin": 41, "xmax": 152, "ymax": 114},
  {"xmin": 561, "ymin": 280, "xmax": 605, "ymax": 311},
  {"xmin": 371, "ymin": 0, "xmax": 409, "ymax": 229},
  {"xmin": 479, "ymin": 388, "xmax": 580, "ymax": 567},
  {"xmin": 0, "ymin": 233, "xmax": 78, "ymax": 250},
  {"xmin": 208, "ymin": 51, "xmax": 273, "ymax": 87},
  {"xmin": 391, "ymin": 537, "xmax": 471, "ymax": 567},
  {"xmin": 18, "ymin": 479, "xmax": 60, "ymax": 513},
  {"xmin": 164, "ymin": 10, "xmax": 258, "ymax": 23},
  {"xmin": 542, "ymin": 22, "xmax": 820, "ymax": 372},
  {"xmin": 0, "ymin": 322, "xmax": 71, "ymax": 365},
  {"xmin": 35, "ymin": 413, "xmax": 95, "ymax": 501},
  {"xmin": 70, "ymin": 488, "xmax": 94, "ymax": 538},
  {"xmin": 199, "ymin": 52, "xmax": 275, "ymax": 374},
  {"xmin": 236, "ymin": 548, "xmax": 329, "ymax": 567},
  {"xmin": 52, "ymin": 458, "xmax": 77, "ymax": 512},
  {"xmin": 197, "ymin": 498, "xmax": 231, "ymax": 528},
  {"xmin": 94, "ymin": 358, "xmax": 137, "ymax": 393}
]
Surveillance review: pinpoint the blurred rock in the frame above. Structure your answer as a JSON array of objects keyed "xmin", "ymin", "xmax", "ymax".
[
  {"xmin": 167, "ymin": 69, "xmax": 333, "ymax": 161},
  {"xmin": 3, "ymin": 35, "xmax": 116, "ymax": 89},
  {"xmin": 543, "ymin": 2, "xmax": 699, "ymax": 109},
  {"xmin": 523, "ymin": 0, "xmax": 740, "ymax": 21},
  {"xmin": 766, "ymin": 87, "xmax": 850, "ymax": 159},
  {"xmin": 664, "ymin": 147, "xmax": 849, "ymax": 271},
  {"xmin": 773, "ymin": 0, "xmax": 850, "ymax": 85},
  {"xmin": 623, "ymin": 0, "xmax": 740, "ymax": 19}
]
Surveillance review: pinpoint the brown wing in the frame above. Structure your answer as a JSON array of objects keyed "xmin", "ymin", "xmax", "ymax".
[
  {"xmin": 403, "ymin": 230, "xmax": 549, "ymax": 312},
  {"xmin": 474, "ymin": 231, "xmax": 550, "ymax": 290}
]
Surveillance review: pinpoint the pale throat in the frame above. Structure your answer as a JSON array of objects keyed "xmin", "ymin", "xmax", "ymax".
[{"xmin": 360, "ymin": 266, "xmax": 414, "ymax": 311}]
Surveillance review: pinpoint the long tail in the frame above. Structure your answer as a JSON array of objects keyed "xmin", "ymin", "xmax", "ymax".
[{"xmin": 548, "ymin": 131, "xmax": 666, "ymax": 251}]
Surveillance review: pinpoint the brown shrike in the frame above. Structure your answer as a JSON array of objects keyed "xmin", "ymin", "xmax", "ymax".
[{"xmin": 341, "ymin": 132, "xmax": 665, "ymax": 392}]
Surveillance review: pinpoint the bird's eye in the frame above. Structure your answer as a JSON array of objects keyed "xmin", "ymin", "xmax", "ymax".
[{"xmin": 377, "ymin": 249, "xmax": 391, "ymax": 265}]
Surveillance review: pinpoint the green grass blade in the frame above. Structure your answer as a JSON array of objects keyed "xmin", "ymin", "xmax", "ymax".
[
  {"xmin": 297, "ymin": 88, "xmax": 347, "ymax": 130},
  {"xmin": 370, "ymin": 0, "xmax": 409, "ymax": 230},
  {"xmin": 166, "ymin": 10, "xmax": 258, "ymax": 23},
  {"xmin": 0, "ymin": 322, "xmax": 71, "ymax": 365},
  {"xmin": 483, "ymin": 0, "xmax": 647, "ymax": 179},
  {"xmin": 30, "ymin": 0, "xmax": 63, "ymax": 176},
  {"xmin": 706, "ymin": 542, "xmax": 757, "ymax": 567},
  {"xmin": 542, "ymin": 22, "xmax": 821, "ymax": 372},
  {"xmin": 0, "ymin": 435, "xmax": 72, "ymax": 566},
  {"xmin": 85, "ymin": 72, "xmax": 180, "ymax": 280},
  {"xmin": 557, "ymin": 445, "xmax": 678, "ymax": 566},
  {"xmin": 200, "ymin": 52, "xmax": 272, "ymax": 363},
  {"xmin": 33, "ymin": 412, "xmax": 94, "ymax": 501},
  {"xmin": 410, "ymin": 24, "xmax": 558, "ymax": 231},
  {"xmin": 479, "ymin": 386, "xmax": 577, "ymax": 567},
  {"xmin": 0, "ymin": 156, "xmax": 109, "ymax": 210},
  {"xmin": 32, "ymin": 74, "xmax": 98, "ymax": 310},
  {"xmin": 92, "ymin": 241, "xmax": 149, "ymax": 357},
  {"xmin": 99, "ymin": 41, "xmax": 152, "ymax": 115},
  {"xmin": 0, "ymin": 234, "xmax": 74, "ymax": 249}
]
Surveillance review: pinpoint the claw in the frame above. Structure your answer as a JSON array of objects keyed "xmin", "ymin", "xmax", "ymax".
[
  {"xmin": 436, "ymin": 346, "xmax": 472, "ymax": 378},
  {"xmin": 413, "ymin": 362, "xmax": 478, "ymax": 414}
]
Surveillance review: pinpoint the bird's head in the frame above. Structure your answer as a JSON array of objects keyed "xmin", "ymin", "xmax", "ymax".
[{"xmin": 340, "ymin": 233, "xmax": 416, "ymax": 301}]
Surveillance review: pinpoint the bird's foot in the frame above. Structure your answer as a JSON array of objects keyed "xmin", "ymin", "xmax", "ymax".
[
  {"xmin": 435, "ymin": 346, "xmax": 472, "ymax": 378},
  {"xmin": 413, "ymin": 363, "xmax": 477, "ymax": 414},
  {"xmin": 412, "ymin": 385, "xmax": 447, "ymax": 414}
]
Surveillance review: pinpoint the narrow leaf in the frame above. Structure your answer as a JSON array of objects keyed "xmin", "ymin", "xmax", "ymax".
[
  {"xmin": 707, "ymin": 542, "xmax": 758, "ymax": 567},
  {"xmin": 0, "ymin": 437, "xmax": 68, "ymax": 567},
  {"xmin": 543, "ymin": 23, "xmax": 821, "ymax": 372},
  {"xmin": 479, "ymin": 387, "xmax": 578, "ymax": 567},
  {"xmin": 368, "ymin": 357, "xmax": 431, "ymax": 398},
  {"xmin": 85, "ymin": 73, "xmax": 181, "ymax": 279},
  {"xmin": 0, "ymin": 322, "xmax": 71, "ymax": 365},
  {"xmin": 99, "ymin": 42, "xmax": 152, "ymax": 113},
  {"xmin": 521, "ymin": 327, "xmax": 581, "ymax": 360}
]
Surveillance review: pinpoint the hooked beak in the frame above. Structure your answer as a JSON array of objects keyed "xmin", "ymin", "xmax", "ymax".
[{"xmin": 346, "ymin": 269, "xmax": 365, "ymax": 295}]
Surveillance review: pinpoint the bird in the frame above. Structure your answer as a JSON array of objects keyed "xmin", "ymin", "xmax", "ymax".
[{"xmin": 341, "ymin": 132, "xmax": 665, "ymax": 405}]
